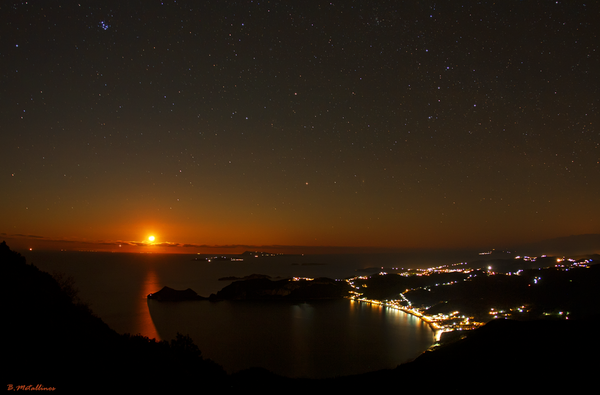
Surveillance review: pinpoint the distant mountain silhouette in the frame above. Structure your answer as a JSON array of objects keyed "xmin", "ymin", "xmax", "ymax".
[{"xmin": 509, "ymin": 233, "xmax": 600, "ymax": 256}]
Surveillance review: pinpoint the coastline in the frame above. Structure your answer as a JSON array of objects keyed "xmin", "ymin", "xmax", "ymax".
[{"xmin": 347, "ymin": 297, "xmax": 442, "ymax": 341}]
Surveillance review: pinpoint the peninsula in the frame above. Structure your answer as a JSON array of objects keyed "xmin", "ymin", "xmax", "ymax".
[{"xmin": 209, "ymin": 276, "xmax": 350, "ymax": 301}]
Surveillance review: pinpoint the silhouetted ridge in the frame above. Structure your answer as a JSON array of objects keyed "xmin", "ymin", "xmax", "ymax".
[{"xmin": 2, "ymin": 241, "xmax": 226, "ymax": 393}]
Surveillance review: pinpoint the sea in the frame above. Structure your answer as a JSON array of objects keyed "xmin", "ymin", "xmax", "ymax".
[{"xmin": 22, "ymin": 249, "xmax": 480, "ymax": 378}]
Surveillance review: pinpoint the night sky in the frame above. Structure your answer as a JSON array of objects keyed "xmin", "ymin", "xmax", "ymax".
[{"xmin": 1, "ymin": 1, "xmax": 598, "ymax": 253}]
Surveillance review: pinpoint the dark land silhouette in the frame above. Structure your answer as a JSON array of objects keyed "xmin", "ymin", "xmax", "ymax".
[
  {"xmin": 4, "ymin": 241, "xmax": 598, "ymax": 392},
  {"xmin": 209, "ymin": 276, "xmax": 351, "ymax": 301},
  {"xmin": 147, "ymin": 286, "xmax": 207, "ymax": 301},
  {"xmin": 3, "ymin": 241, "xmax": 225, "ymax": 393},
  {"xmin": 355, "ymin": 255, "xmax": 600, "ymax": 322}
]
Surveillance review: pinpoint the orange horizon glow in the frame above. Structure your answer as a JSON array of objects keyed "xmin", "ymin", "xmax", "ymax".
[
  {"xmin": 3, "ymin": 231, "xmax": 599, "ymax": 257},
  {"xmin": 4, "ymin": 194, "xmax": 598, "ymax": 256}
]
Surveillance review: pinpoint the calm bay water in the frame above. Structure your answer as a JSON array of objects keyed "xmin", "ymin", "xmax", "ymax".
[{"xmin": 22, "ymin": 250, "xmax": 475, "ymax": 378}]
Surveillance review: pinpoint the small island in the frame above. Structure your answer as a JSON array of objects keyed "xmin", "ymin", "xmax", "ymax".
[{"xmin": 147, "ymin": 286, "xmax": 207, "ymax": 301}]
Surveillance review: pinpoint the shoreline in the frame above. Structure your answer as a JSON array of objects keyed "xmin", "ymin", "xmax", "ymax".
[{"xmin": 348, "ymin": 297, "xmax": 442, "ymax": 340}]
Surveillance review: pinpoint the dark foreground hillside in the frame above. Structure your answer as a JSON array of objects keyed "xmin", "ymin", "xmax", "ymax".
[
  {"xmin": 2, "ymin": 241, "xmax": 226, "ymax": 393},
  {"xmin": 4, "ymin": 241, "xmax": 598, "ymax": 393}
]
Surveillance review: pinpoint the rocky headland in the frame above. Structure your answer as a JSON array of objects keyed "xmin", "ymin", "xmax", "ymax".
[{"xmin": 147, "ymin": 286, "xmax": 207, "ymax": 301}]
